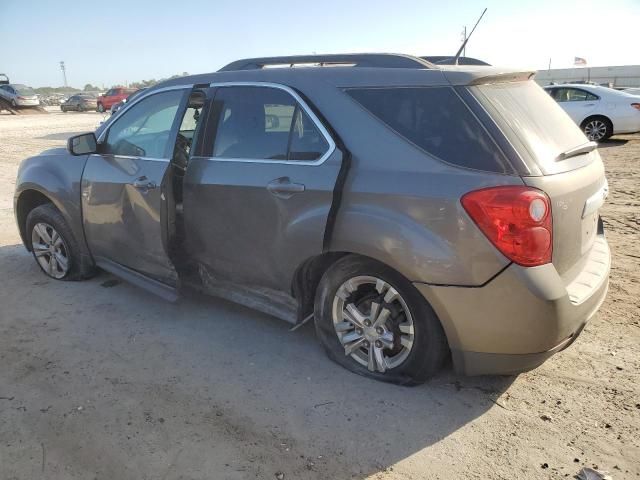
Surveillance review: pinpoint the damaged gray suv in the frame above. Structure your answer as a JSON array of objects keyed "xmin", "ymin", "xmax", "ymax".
[{"xmin": 14, "ymin": 54, "xmax": 610, "ymax": 384}]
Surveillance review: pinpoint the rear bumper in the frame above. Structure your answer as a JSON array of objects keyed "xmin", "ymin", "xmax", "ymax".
[
  {"xmin": 414, "ymin": 234, "xmax": 610, "ymax": 375},
  {"xmin": 613, "ymin": 115, "xmax": 640, "ymax": 135},
  {"xmin": 16, "ymin": 99, "xmax": 40, "ymax": 106}
]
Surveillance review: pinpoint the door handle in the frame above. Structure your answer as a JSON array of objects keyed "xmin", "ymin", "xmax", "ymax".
[
  {"xmin": 132, "ymin": 176, "xmax": 157, "ymax": 191},
  {"xmin": 267, "ymin": 177, "xmax": 305, "ymax": 198}
]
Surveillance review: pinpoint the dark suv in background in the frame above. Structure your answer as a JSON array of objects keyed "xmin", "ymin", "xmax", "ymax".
[{"xmin": 14, "ymin": 54, "xmax": 610, "ymax": 384}]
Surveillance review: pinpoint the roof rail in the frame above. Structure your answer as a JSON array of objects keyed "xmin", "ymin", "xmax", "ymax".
[{"xmin": 219, "ymin": 53, "xmax": 435, "ymax": 72}]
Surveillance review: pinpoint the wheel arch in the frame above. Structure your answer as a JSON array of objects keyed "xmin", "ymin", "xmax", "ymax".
[
  {"xmin": 291, "ymin": 252, "xmax": 451, "ymax": 346},
  {"xmin": 15, "ymin": 189, "xmax": 58, "ymax": 251},
  {"xmin": 581, "ymin": 114, "xmax": 614, "ymax": 133}
]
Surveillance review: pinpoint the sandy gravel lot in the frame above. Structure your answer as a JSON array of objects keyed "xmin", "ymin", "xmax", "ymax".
[{"xmin": 0, "ymin": 109, "xmax": 638, "ymax": 480}]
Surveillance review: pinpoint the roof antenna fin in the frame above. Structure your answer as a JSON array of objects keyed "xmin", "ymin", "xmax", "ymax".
[{"xmin": 453, "ymin": 8, "xmax": 487, "ymax": 65}]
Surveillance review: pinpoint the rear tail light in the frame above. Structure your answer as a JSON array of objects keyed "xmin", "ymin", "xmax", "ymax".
[
  {"xmin": 631, "ymin": 103, "xmax": 640, "ymax": 111},
  {"xmin": 461, "ymin": 186, "xmax": 552, "ymax": 267}
]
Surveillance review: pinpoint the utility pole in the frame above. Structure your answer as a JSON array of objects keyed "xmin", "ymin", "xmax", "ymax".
[{"xmin": 59, "ymin": 61, "xmax": 67, "ymax": 87}]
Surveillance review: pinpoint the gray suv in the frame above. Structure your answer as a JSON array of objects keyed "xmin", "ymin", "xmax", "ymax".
[{"xmin": 14, "ymin": 54, "xmax": 610, "ymax": 384}]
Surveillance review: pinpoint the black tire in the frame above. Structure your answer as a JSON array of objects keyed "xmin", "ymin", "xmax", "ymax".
[
  {"xmin": 11, "ymin": 99, "xmax": 17, "ymax": 108},
  {"xmin": 97, "ymin": 103, "xmax": 104, "ymax": 113},
  {"xmin": 581, "ymin": 116, "xmax": 613, "ymax": 142},
  {"xmin": 26, "ymin": 203, "xmax": 94, "ymax": 281},
  {"xmin": 314, "ymin": 255, "xmax": 448, "ymax": 385}
]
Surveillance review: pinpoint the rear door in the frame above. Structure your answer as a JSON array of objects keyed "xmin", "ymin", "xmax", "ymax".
[
  {"xmin": 552, "ymin": 87, "xmax": 598, "ymax": 123},
  {"xmin": 82, "ymin": 87, "xmax": 189, "ymax": 288},
  {"xmin": 183, "ymin": 83, "xmax": 343, "ymax": 291}
]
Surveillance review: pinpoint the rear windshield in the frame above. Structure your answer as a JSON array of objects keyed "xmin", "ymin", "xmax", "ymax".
[
  {"xmin": 15, "ymin": 85, "xmax": 36, "ymax": 96},
  {"xmin": 472, "ymin": 81, "xmax": 588, "ymax": 173},
  {"xmin": 346, "ymin": 87, "xmax": 512, "ymax": 173}
]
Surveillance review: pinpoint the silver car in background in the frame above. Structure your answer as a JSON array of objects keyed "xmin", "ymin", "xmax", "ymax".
[{"xmin": 0, "ymin": 83, "xmax": 40, "ymax": 107}]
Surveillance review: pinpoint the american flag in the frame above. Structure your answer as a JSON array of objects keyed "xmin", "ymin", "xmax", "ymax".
[{"xmin": 574, "ymin": 57, "xmax": 587, "ymax": 66}]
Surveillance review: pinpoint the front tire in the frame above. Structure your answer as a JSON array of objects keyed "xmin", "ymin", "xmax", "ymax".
[
  {"xmin": 97, "ymin": 103, "xmax": 105, "ymax": 113},
  {"xmin": 582, "ymin": 116, "xmax": 613, "ymax": 142},
  {"xmin": 314, "ymin": 255, "xmax": 448, "ymax": 385},
  {"xmin": 26, "ymin": 204, "xmax": 91, "ymax": 281}
]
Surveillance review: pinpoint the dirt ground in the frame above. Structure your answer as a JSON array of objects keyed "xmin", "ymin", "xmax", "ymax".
[{"xmin": 0, "ymin": 109, "xmax": 638, "ymax": 480}]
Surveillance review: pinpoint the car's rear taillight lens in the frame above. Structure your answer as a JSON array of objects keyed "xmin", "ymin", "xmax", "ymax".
[
  {"xmin": 631, "ymin": 103, "xmax": 640, "ymax": 111},
  {"xmin": 461, "ymin": 186, "xmax": 552, "ymax": 267}
]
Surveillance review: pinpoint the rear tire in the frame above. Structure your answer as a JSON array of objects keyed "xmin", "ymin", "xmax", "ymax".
[
  {"xmin": 26, "ymin": 204, "xmax": 94, "ymax": 281},
  {"xmin": 581, "ymin": 116, "xmax": 613, "ymax": 142},
  {"xmin": 314, "ymin": 255, "xmax": 448, "ymax": 385}
]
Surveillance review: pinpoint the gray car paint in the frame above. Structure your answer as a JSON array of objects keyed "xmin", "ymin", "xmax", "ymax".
[
  {"xmin": 14, "ymin": 148, "xmax": 93, "ymax": 266},
  {"xmin": 81, "ymin": 154, "xmax": 178, "ymax": 285},
  {"xmin": 14, "ymin": 59, "xmax": 610, "ymax": 375}
]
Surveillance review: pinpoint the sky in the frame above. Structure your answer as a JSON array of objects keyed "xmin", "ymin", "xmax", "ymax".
[{"xmin": 1, "ymin": 0, "xmax": 638, "ymax": 88}]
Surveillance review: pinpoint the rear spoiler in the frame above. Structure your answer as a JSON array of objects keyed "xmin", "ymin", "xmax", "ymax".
[
  {"xmin": 441, "ymin": 68, "xmax": 536, "ymax": 86},
  {"xmin": 467, "ymin": 71, "xmax": 536, "ymax": 85}
]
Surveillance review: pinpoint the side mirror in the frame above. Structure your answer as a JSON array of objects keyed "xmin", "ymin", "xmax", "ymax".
[{"xmin": 67, "ymin": 132, "xmax": 97, "ymax": 156}]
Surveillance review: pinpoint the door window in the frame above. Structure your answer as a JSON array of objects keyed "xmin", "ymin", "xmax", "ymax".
[
  {"xmin": 103, "ymin": 89, "xmax": 184, "ymax": 159},
  {"xmin": 554, "ymin": 88, "xmax": 598, "ymax": 102},
  {"xmin": 209, "ymin": 86, "xmax": 329, "ymax": 161}
]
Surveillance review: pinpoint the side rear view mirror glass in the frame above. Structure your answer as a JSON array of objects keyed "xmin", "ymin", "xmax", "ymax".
[{"xmin": 67, "ymin": 132, "xmax": 97, "ymax": 156}]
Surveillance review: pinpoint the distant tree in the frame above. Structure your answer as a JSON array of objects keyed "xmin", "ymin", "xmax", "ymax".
[{"xmin": 83, "ymin": 83, "xmax": 97, "ymax": 91}]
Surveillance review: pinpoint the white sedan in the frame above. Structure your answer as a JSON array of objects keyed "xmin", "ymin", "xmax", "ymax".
[{"xmin": 543, "ymin": 84, "xmax": 640, "ymax": 141}]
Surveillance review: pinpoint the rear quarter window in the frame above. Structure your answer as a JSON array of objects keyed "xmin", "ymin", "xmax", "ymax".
[{"xmin": 345, "ymin": 86, "xmax": 512, "ymax": 173}]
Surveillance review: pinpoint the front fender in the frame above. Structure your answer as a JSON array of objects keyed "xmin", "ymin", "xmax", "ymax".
[{"xmin": 14, "ymin": 150, "xmax": 90, "ymax": 257}]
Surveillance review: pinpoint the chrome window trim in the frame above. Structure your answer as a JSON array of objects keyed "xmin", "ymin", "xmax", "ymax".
[
  {"xmin": 89, "ymin": 153, "xmax": 170, "ymax": 163},
  {"xmin": 204, "ymin": 81, "xmax": 337, "ymax": 166},
  {"xmin": 96, "ymin": 84, "xmax": 193, "ymax": 143}
]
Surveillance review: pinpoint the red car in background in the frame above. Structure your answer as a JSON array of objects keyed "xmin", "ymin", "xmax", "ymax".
[{"xmin": 97, "ymin": 87, "xmax": 136, "ymax": 112}]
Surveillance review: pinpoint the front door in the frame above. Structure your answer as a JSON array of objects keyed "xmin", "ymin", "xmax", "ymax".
[
  {"xmin": 82, "ymin": 88, "xmax": 189, "ymax": 286},
  {"xmin": 183, "ymin": 84, "xmax": 344, "ymax": 292}
]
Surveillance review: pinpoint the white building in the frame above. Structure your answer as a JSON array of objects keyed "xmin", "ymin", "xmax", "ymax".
[{"xmin": 535, "ymin": 65, "xmax": 640, "ymax": 88}]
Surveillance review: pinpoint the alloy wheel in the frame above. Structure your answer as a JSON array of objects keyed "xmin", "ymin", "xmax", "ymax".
[
  {"xmin": 31, "ymin": 222, "xmax": 70, "ymax": 279},
  {"xmin": 332, "ymin": 276, "xmax": 415, "ymax": 373},
  {"xmin": 584, "ymin": 120, "xmax": 607, "ymax": 141}
]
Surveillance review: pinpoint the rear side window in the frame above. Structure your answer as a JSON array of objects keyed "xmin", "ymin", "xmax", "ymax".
[
  {"xmin": 553, "ymin": 88, "xmax": 598, "ymax": 102},
  {"xmin": 208, "ymin": 86, "xmax": 329, "ymax": 161},
  {"xmin": 346, "ymin": 87, "xmax": 510, "ymax": 173}
]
